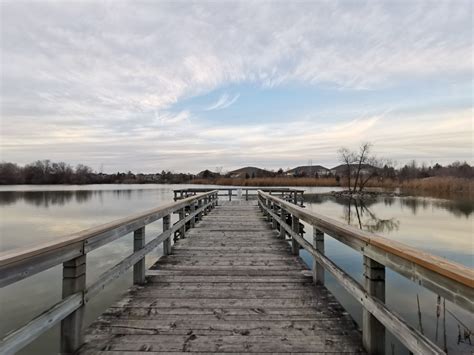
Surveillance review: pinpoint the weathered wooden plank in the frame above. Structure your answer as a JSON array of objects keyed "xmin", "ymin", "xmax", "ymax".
[
  {"xmin": 102, "ymin": 305, "xmax": 348, "ymax": 318},
  {"xmin": 79, "ymin": 199, "xmax": 364, "ymax": 355},
  {"xmin": 145, "ymin": 273, "xmax": 313, "ymax": 283},
  {"xmin": 88, "ymin": 319, "xmax": 360, "ymax": 337},
  {"xmin": 81, "ymin": 334, "xmax": 364, "ymax": 353}
]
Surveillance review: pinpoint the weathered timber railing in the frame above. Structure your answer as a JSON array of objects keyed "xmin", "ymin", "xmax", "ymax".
[
  {"xmin": 258, "ymin": 190, "xmax": 473, "ymax": 355},
  {"xmin": 174, "ymin": 187, "xmax": 305, "ymax": 205},
  {"xmin": 0, "ymin": 190, "xmax": 219, "ymax": 355}
]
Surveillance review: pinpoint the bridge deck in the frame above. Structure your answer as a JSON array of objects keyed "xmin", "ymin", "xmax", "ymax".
[{"xmin": 80, "ymin": 201, "xmax": 365, "ymax": 354}]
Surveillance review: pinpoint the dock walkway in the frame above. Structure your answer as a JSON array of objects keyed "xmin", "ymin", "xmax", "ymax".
[{"xmin": 79, "ymin": 201, "xmax": 365, "ymax": 354}]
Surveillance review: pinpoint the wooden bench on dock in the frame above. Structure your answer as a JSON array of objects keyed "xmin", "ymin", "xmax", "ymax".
[{"xmin": 0, "ymin": 189, "xmax": 472, "ymax": 354}]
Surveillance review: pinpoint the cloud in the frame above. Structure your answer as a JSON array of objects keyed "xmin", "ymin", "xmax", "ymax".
[
  {"xmin": 0, "ymin": 1, "xmax": 472, "ymax": 172},
  {"xmin": 205, "ymin": 93, "xmax": 240, "ymax": 111}
]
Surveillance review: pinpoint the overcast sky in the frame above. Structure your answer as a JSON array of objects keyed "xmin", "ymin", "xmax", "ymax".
[{"xmin": 1, "ymin": 1, "xmax": 472, "ymax": 173}]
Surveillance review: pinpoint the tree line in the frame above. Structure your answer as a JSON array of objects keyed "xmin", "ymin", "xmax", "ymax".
[
  {"xmin": 337, "ymin": 142, "xmax": 473, "ymax": 193},
  {"xmin": 0, "ymin": 156, "xmax": 472, "ymax": 185},
  {"xmin": 0, "ymin": 160, "xmax": 193, "ymax": 185}
]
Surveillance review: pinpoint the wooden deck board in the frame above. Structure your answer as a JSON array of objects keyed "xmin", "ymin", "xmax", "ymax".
[{"xmin": 79, "ymin": 201, "xmax": 365, "ymax": 354}]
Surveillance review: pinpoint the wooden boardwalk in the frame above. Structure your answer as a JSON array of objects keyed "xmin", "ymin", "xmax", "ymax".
[{"xmin": 79, "ymin": 201, "xmax": 365, "ymax": 354}]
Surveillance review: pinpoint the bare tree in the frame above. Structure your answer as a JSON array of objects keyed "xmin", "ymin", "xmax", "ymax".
[
  {"xmin": 353, "ymin": 142, "xmax": 372, "ymax": 192},
  {"xmin": 338, "ymin": 147, "xmax": 357, "ymax": 192},
  {"xmin": 357, "ymin": 157, "xmax": 392, "ymax": 192}
]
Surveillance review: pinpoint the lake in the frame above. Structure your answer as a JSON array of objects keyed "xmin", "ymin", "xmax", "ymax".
[{"xmin": 0, "ymin": 184, "xmax": 472, "ymax": 354}]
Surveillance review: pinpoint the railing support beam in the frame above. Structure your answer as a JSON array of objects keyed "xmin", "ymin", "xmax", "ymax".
[
  {"xmin": 363, "ymin": 256, "xmax": 386, "ymax": 355},
  {"xmin": 60, "ymin": 255, "xmax": 86, "ymax": 354}
]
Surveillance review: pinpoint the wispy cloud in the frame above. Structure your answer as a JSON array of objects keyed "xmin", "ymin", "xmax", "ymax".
[
  {"xmin": 205, "ymin": 93, "xmax": 240, "ymax": 111},
  {"xmin": 0, "ymin": 1, "xmax": 472, "ymax": 172}
]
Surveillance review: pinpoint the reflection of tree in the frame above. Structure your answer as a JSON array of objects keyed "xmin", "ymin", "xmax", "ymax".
[
  {"xmin": 0, "ymin": 190, "xmax": 95, "ymax": 207},
  {"xmin": 304, "ymin": 194, "xmax": 473, "ymax": 219},
  {"xmin": 400, "ymin": 197, "xmax": 473, "ymax": 218},
  {"xmin": 343, "ymin": 198, "xmax": 400, "ymax": 233}
]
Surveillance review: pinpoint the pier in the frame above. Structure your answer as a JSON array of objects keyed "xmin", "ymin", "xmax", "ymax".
[{"xmin": 0, "ymin": 189, "xmax": 472, "ymax": 354}]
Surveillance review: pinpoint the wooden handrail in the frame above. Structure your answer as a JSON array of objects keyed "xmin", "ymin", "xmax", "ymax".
[
  {"xmin": 0, "ymin": 190, "xmax": 219, "ymax": 355},
  {"xmin": 258, "ymin": 190, "xmax": 473, "ymax": 354},
  {"xmin": 0, "ymin": 191, "xmax": 215, "ymax": 267},
  {"xmin": 258, "ymin": 190, "xmax": 473, "ymax": 306}
]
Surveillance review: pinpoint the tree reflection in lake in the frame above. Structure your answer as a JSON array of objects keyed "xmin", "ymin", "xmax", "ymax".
[
  {"xmin": 345, "ymin": 198, "xmax": 400, "ymax": 233},
  {"xmin": 0, "ymin": 189, "xmax": 143, "ymax": 208},
  {"xmin": 304, "ymin": 193, "xmax": 473, "ymax": 225}
]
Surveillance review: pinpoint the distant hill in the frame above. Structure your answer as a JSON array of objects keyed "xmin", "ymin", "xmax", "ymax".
[
  {"xmin": 196, "ymin": 169, "xmax": 221, "ymax": 179},
  {"xmin": 286, "ymin": 165, "xmax": 329, "ymax": 177},
  {"xmin": 228, "ymin": 166, "xmax": 274, "ymax": 178}
]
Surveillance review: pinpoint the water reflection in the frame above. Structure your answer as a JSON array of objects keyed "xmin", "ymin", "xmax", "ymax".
[
  {"xmin": 305, "ymin": 193, "xmax": 473, "ymax": 219},
  {"xmin": 0, "ymin": 189, "xmax": 142, "ymax": 207},
  {"xmin": 344, "ymin": 198, "xmax": 400, "ymax": 233}
]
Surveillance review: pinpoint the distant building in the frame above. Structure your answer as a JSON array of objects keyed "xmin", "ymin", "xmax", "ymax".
[{"xmin": 286, "ymin": 165, "xmax": 329, "ymax": 177}]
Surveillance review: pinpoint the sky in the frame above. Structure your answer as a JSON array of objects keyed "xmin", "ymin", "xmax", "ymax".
[{"xmin": 0, "ymin": 1, "xmax": 472, "ymax": 174}]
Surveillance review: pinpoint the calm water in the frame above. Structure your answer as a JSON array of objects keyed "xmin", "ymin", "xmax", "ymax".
[{"xmin": 0, "ymin": 184, "xmax": 472, "ymax": 354}]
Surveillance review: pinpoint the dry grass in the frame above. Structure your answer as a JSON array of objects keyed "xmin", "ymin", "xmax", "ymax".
[
  {"xmin": 399, "ymin": 177, "xmax": 473, "ymax": 197},
  {"xmin": 192, "ymin": 176, "xmax": 474, "ymax": 198}
]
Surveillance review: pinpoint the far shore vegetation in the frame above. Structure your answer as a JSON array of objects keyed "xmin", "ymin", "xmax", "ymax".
[{"xmin": 0, "ymin": 158, "xmax": 472, "ymax": 198}]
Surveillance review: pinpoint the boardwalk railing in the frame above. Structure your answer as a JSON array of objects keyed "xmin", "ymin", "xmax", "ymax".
[
  {"xmin": 258, "ymin": 190, "xmax": 473, "ymax": 354},
  {"xmin": 0, "ymin": 190, "xmax": 218, "ymax": 355},
  {"xmin": 174, "ymin": 187, "xmax": 305, "ymax": 205}
]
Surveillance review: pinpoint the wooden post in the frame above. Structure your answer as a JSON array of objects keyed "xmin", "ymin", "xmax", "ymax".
[
  {"xmin": 267, "ymin": 200, "xmax": 272, "ymax": 223},
  {"xmin": 163, "ymin": 215, "xmax": 171, "ymax": 256},
  {"xmin": 291, "ymin": 215, "xmax": 299, "ymax": 255},
  {"xmin": 190, "ymin": 202, "xmax": 196, "ymax": 228},
  {"xmin": 195, "ymin": 200, "xmax": 200, "ymax": 222},
  {"xmin": 245, "ymin": 189, "xmax": 249, "ymax": 201},
  {"xmin": 61, "ymin": 255, "xmax": 86, "ymax": 354},
  {"xmin": 203, "ymin": 197, "xmax": 208, "ymax": 216},
  {"xmin": 313, "ymin": 228, "xmax": 324, "ymax": 285},
  {"xmin": 363, "ymin": 256, "xmax": 386, "ymax": 354},
  {"xmin": 179, "ymin": 208, "xmax": 186, "ymax": 239},
  {"xmin": 293, "ymin": 192, "xmax": 298, "ymax": 205},
  {"xmin": 228, "ymin": 189, "xmax": 232, "ymax": 201},
  {"xmin": 272, "ymin": 204, "xmax": 277, "ymax": 229},
  {"xmin": 279, "ymin": 208, "xmax": 286, "ymax": 239},
  {"xmin": 133, "ymin": 227, "xmax": 146, "ymax": 285},
  {"xmin": 214, "ymin": 192, "xmax": 218, "ymax": 206}
]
